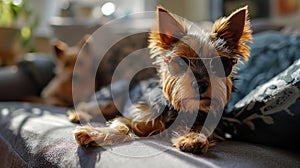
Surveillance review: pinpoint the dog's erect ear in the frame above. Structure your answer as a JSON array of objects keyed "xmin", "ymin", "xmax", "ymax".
[
  {"xmin": 211, "ymin": 6, "xmax": 252, "ymax": 60},
  {"xmin": 77, "ymin": 34, "xmax": 91, "ymax": 49},
  {"xmin": 77, "ymin": 34, "xmax": 93, "ymax": 57},
  {"xmin": 53, "ymin": 39, "xmax": 68, "ymax": 59},
  {"xmin": 157, "ymin": 6, "xmax": 186, "ymax": 45}
]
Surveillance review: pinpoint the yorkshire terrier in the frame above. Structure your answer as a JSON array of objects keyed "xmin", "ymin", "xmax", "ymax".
[{"xmin": 73, "ymin": 6, "xmax": 252, "ymax": 154}]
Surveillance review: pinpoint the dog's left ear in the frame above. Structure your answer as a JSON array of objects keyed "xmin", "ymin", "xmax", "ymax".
[{"xmin": 211, "ymin": 6, "xmax": 252, "ymax": 60}]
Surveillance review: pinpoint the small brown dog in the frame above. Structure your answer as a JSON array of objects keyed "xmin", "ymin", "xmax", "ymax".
[
  {"xmin": 28, "ymin": 31, "xmax": 154, "ymax": 109},
  {"xmin": 73, "ymin": 6, "xmax": 252, "ymax": 154},
  {"xmin": 37, "ymin": 35, "xmax": 95, "ymax": 107}
]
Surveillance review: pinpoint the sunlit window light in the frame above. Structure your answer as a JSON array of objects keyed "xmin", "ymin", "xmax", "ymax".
[{"xmin": 101, "ymin": 2, "xmax": 116, "ymax": 16}]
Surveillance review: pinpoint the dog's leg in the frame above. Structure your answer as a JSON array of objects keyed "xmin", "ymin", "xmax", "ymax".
[
  {"xmin": 119, "ymin": 102, "xmax": 167, "ymax": 137},
  {"xmin": 67, "ymin": 110, "xmax": 93, "ymax": 124},
  {"xmin": 109, "ymin": 116, "xmax": 166, "ymax": 137},
  {"xmin": 74, "ymin": 115, "xmax": 134, "ymax": 147},
  {"xmin": 68, "ymin": 80, "xmax": 128, "ymax": 123},
  {"xmin": 74, "ymin": 103, "xmax": 167, "ymax": 147},
  {"xmin": 74, "ymin": 123, "xmax": 135, "ymax": 147},
  {"xmin": 67, "ymin": 101, "xmax": 118, "ymax": 123},
  {"xmin": 74, "ymin": 116, "xmax": 166, "ymax": 147}
]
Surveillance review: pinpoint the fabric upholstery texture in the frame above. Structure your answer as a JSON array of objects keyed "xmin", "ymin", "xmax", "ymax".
[
  {"xmin": 227, "ymin": 31, "xmax": 300, "ymax": 111},
  {"xmin": 219, "ymin": 31, "xmax": 300, "ymax": 150},
  {"xmin": 0, "ymin": 102, "xmax": 299, "ymax": 168},
  {"xmin": 220, "ymin": 58, "xmax": 300, "ymax": 149}
]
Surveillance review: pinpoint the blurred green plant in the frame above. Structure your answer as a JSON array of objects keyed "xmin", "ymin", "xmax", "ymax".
[{"xmin": 0, "ymin": 0, "xmax": 39, "ymax": 50}]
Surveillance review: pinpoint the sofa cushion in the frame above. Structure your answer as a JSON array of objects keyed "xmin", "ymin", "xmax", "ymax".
[
  {"xmin": 17, "ymin": 53, "xmax": 56, "ymax": 92},
  {"xmin": 227, "ymin": 31, "xmax": 300, "ymax": 111},
  {"xmin": 0, "ymin": 66, "xmax": 38, "ymax": 101},
  {"xmin": 219, "ymin": 58, "xmax": 300, "ymax": 150},
  {"xmin": 0, "ymin": 53, "xmax": 55, "ymax": 101},
  {"xmin": 0, "ymin": 102, "xmax": 299, "ymax": 167}
]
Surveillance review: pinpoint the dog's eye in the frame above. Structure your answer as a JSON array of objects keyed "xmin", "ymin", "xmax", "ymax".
[
  {"xmin": 175, "ymin": 56, "xmax": 189, "ymax": 66},
  {"xmin": 64, "ymin": 61, "xmax": 71, "ymax": 68},
  {"xmin": 210, "ymin": 57, "xmax": 235, "ymax": 77},
  {"xmin": 168, "ymin": 56, "xmax": 190, "ymax": 76}
]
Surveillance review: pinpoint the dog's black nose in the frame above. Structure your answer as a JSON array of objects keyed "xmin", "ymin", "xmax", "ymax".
[{"xmin": 192, "ymin": 80, "xmax": 208, "ymax": 94}]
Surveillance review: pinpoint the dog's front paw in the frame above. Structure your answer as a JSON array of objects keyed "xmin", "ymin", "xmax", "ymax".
[
  {"xmin": 74, "ymin": 125, "xmax": 134, "ymax": 147},
  {"xmin": 172, "ymin": 132, "xmax": 209, "ymax": 154},
  {"xmin": 67, "ymin": 110, "xmax": 92, "ymax": 124},
  {"xmin": 74, "ymin": 126, "xmax": 98, "ymax": 146}
]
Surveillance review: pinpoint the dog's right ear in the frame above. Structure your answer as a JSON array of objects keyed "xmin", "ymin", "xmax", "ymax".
[
  {"xmin": 149, "ymin": 6, "xmax": 186, "ymax": 49},
  {"xmin": 77, "ymin": 34, "xmax": 91, "ymax": 49},
  {"xmin": 53, "ymin": 39, "xmax": 68, "ymax": 59}
]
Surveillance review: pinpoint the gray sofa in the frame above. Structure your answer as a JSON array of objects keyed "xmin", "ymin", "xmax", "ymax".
[{"xmin": 1, "ymin": 102, "xmax": 299, "ymax": 168}]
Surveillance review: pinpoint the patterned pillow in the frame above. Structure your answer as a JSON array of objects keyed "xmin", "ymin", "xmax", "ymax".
[
  {"xmin": 226, "ymin": 31, "xmax": 300, "ymax": 111},
  {"xmin": 218, "ymin": 59, "xmax": 300, "ymax": 149}
]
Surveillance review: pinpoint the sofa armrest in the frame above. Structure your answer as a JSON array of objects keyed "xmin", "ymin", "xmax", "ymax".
[
  {"xmin": 0, "ymin": 66, "xmax": 37, "ymax": 101},
  {"xmin": 0, "ymin": 53, "xmax": 55, "ymax": 101}
]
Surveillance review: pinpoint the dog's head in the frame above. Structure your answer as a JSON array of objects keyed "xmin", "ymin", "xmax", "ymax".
[
  {"xmin": 149, "ymin": 6, "xmax": 252, "ymax": 113},
  {"xmin": 42, "ymin": 35, "xmax": 95, "ymax": 106}
]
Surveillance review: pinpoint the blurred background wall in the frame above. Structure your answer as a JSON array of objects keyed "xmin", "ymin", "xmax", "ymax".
[
  {"xmin": 25, "ymin": 0, "xmax": 300, "ymax": 37},
  {"xmin": 1, "ymin": 0, "xmax": 299, "ymax": 56}
]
